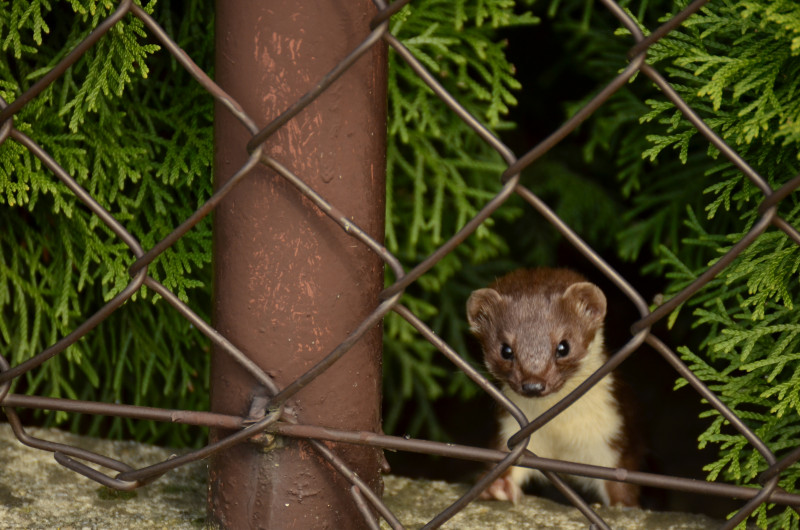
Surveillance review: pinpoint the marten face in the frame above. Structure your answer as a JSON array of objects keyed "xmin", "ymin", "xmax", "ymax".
[{"xmin": 467, "ymin": 274, "xmax": 606, "ymax": 398}]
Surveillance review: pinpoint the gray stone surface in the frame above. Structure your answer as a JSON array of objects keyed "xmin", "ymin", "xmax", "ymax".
[
  {"xmin": 0, "ymin": 423, "xmax": 725, "ymax": 528},
  {"xmin": 381, "ymin": 476, "xmax": 723, "ymax": 529},
  {"xmin": 0, "ymin": 423, "xmax": 206, "ymax": 529}
]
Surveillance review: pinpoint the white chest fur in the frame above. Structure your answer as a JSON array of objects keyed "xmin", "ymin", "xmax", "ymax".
[{"xmin": 495, "ymin": 334, "xmax": 623, "ymax": 504}]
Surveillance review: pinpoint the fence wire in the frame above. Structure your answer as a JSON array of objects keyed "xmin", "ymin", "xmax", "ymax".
[{"xmin": 1, "ymin": 0, "xmax": 799, "ymax": 529}]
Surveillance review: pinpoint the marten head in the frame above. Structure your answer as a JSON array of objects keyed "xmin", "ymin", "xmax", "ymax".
[{"xmin": 467, "ymin": 268, "xmax": 607, "ymax": 398}]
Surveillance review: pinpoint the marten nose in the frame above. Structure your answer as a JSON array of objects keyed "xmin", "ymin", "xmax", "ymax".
[{"xmin": 521, "ymin": 382, "xmax": 545, "ymax": 397}]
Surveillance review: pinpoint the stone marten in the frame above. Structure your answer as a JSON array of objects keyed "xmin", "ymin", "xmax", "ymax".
[{"xmin": 467, "ymin": 267, "xmax": 640, "ymax": 506}]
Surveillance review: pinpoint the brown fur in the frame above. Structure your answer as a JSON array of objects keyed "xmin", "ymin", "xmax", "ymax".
[{"xmin": 468, "ymin": 267, "xmax": 641, "ymax": 507}]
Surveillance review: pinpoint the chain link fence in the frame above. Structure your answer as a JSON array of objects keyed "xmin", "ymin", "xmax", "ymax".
[{"xmin": 1, "ymin": 0, "xmax": 800, "ymax": 528}]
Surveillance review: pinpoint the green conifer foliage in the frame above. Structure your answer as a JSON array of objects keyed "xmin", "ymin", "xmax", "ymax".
[
  {"xmin": 0, "ymin": 1, "xmax": 537, "ymax": 444},
  {"xmin": 0, "ymin": 1, "xmax": 215, "ymax": 446},
  {"xmin": 564, "ymin": 0, "xmax": 800, "ymax": 525},
  {"xmin": 642, "ymin": 2, "xmax": 800, "ymax": 526},
  {"xmin": 534, "ymin": 0, "xmax": 800, "ymax": 525},
  {"xmin": 382, "ymin": 0, "xmax": 538, "ymax": 437}
]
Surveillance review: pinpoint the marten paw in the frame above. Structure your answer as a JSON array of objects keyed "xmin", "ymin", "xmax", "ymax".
[{"xmin": 479, "ymin": 475, "xmax": 523, "ymax": 504}]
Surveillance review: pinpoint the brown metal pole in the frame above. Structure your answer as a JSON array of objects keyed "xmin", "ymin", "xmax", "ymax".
[{"xmin": 209, "ymin": 1, "xmax": 386, "ymax": 528}]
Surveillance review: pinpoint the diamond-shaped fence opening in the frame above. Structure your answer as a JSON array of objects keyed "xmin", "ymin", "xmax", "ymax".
[{"xmin": 1, "ymin": 0, "xmax": 800, "ymax": 529}]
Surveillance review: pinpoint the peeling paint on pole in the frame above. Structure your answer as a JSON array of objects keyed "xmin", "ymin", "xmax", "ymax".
[{"xmin": 210, "ymin": 1, "xmax": 386, "ymax": 528}]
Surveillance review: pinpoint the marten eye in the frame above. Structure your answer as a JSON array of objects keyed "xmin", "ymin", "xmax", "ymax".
[
  {"xmin": 500, "ymin": 343, "xmax": 514, "ymax": 360},
  {"xmin": 556, "ymin": 340, "xmax": 570, "ymax": 358}
]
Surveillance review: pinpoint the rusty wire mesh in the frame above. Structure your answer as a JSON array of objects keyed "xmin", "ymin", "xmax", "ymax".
[{"xmin": 1, "ymin": 0, "xmax": 800, "ymax": 528}]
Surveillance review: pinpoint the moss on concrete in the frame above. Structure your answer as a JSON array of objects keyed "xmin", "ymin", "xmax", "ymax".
[{"xmin": 0, "ymin": 423, "xmax": 725, "ymax": 529}]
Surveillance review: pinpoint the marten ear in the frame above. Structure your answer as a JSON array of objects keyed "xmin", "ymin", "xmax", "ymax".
[
  {"xmin": 467, "ymin": 288, "xmax": 503, "ymax": 336},
  {"xmin": 563, "ymin": 282, "xmax": 606, "ymax": 326}
]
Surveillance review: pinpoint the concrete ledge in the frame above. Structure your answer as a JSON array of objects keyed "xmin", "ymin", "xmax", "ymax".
[
  {"xmin": 0, "ymin": 423, "xmax": 724, "ymax": 528},
  {"xmin": 0, "ymin": 423, "xmax": 206, "ymax": 529},
  {"xmin": 382, "ymin": 476, "xmax": 723, "ymax": 529}
]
